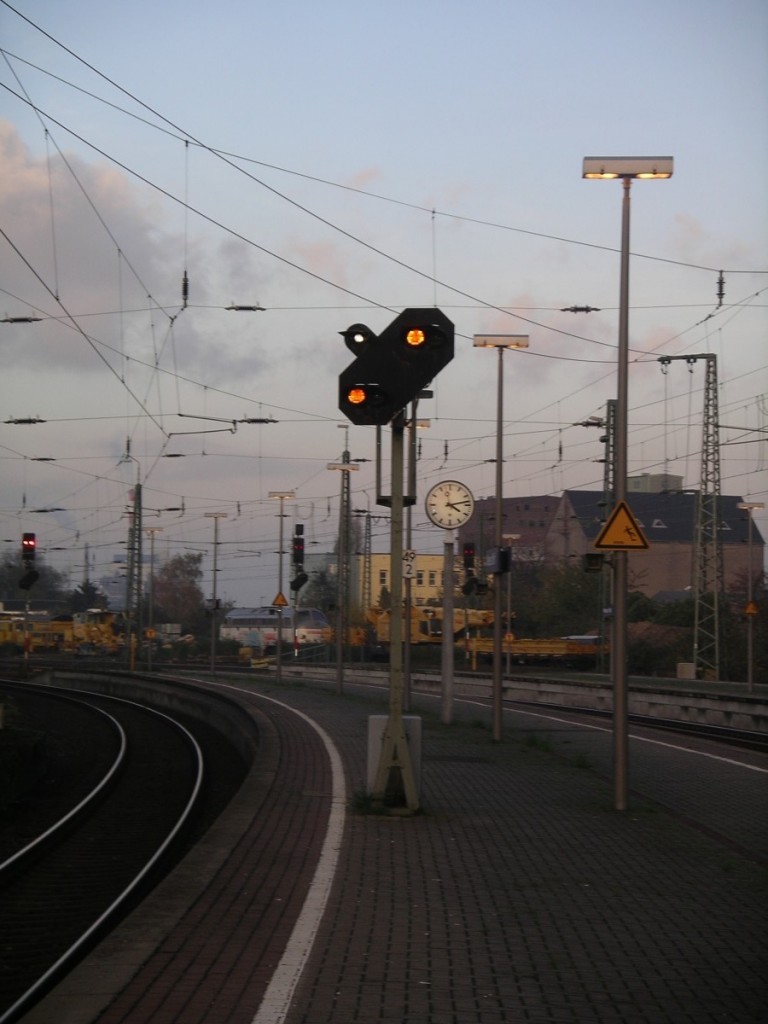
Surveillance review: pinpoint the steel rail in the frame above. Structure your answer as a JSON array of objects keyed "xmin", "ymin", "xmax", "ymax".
[
  {"xmin": 0, "ymin": 686, "xmax": 205, "ymax": 1024},
  {"xmin": 0, "ymin": 681, "xmax": 127, "ymax": 874}
]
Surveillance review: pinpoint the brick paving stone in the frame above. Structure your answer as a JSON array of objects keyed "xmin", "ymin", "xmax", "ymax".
[
  {"xmin": 21, "ymin": 675, "xmax": 767, "ymax": 1024},
  {"xmin": 272, "ymin": 680, "xmax": 767, "ymax": 1024}
]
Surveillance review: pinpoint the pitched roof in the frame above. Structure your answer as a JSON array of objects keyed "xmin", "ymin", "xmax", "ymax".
[{"xmin": 563, "ymin": 490, "xmax": 764, "ymax": 546}]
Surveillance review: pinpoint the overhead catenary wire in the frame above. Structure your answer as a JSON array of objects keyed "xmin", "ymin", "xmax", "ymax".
[
  {"xmin": 1, "ymin": 4, "xmax": 764, "ymax": 573},
  {"xmin": 0, "ymin": 226, "xmax": 169, "ymax": 440},
  {"xmin": 2, "ymin": 44, "xmax": 766, "ymax": 281},
  {"xmin": 2, "ymin": 49, "xmax": 758, "ymax": 358}
]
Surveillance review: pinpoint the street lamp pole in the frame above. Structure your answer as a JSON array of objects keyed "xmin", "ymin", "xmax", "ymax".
[
  {"xmin": 268, "ymin": 492, "xmax": 295, "ymax": 684},
  {"xmin": 583, "ymin": 156, "xmax": 673, "ymax": 810},
  {"xmin": 737, "ymin": 501, "xmax": 764, "ymax": 692},
  {"xmin": 205, "ymin": 513, "xmax": 227, "ymax": 676},
  {"xmin": 473, "ymin": 333, "xmax": 529, "ymax": 742}
]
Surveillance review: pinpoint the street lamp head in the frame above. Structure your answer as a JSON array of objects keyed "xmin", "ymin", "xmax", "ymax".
[
  {"xmin": 583, "ymin": 156, "xmax": 674, "ymax": 180},
  {"xmin": 472, "ymin": 334, "xmax": 530, "ymax": 349},
  {"xmin": 268, "ymin": 491, "xmax": 296, "ymax": 500}
]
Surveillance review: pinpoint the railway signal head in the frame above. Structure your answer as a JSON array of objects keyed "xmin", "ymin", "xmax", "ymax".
[
  {"xmin": 338, "ymin": 308, "xmax": 454, "ymax": 426},
  {"xmin": 584, "ymin": 553, "xmax": 605, "ymax": 573},
  {"xmin": 19, "ymin": 569, "xmax": 39, "ymax": 590},
  {"xmin": 463, "ymin": 542, "xmax": 475, "ymax": 571},
  {"xmin": 292, "ymin": 526, "xmax": 305, "ymax": 566},
  {"xmin": 22, "ymin": 532, "xmax": 36, "ymax": 562},
  {"xmin": 290, "ymin": 572, "xmax": 308, "ymax": 591}
]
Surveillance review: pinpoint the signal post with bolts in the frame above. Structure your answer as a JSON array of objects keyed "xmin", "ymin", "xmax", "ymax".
[
  {"xmin": 338, "ymin": 308, "xmax": 454, "ymax": 812},
  {"xmin": 20, "ymin": 532, "xmax": 38, "ymax": 673},
  {"xmin": 290, "ymin": 525, "xmax": 307, "ymax": 656}
]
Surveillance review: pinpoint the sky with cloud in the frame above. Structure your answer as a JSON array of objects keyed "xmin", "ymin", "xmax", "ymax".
[{"xmin": 1, "ymin": 0, "xmax": 766, "ymax": 607}]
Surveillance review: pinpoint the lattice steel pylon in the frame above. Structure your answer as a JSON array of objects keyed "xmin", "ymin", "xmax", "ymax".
[
  {"xmin": 659, "ymin": 354, "xmax": 722, "ymax": 679},
  {"xmin": 124, "ymin": 480, "xmax": 143, "ymax": 657},
  {"xmin": 361, "ymin": 511, "xmax": 372, "ymax": 613},
  {"xmin": 602, "ymin": 398, "xmax": 617, "ymax": 506}
]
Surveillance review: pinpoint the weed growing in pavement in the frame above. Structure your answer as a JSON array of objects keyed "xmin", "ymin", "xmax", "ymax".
[
  {"xmin": 523, "ymin": 732, "xmax": 553, "ymax": 753},
  {"xmin": 350, "ymin": 789, "xmax": 377, "ymax": 814},
  {"xmin": 349, "ymin": 789, "xmax": 426, "ymax": 817}
]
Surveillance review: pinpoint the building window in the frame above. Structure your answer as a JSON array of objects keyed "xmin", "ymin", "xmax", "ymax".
[
  {"xmin": 416, "ymin": 570, "xmax": 425, "ymax": 586},
  {"xmin": 428, "ymin": 571, "xmax": 437, "ymax": 586},
  {"xmin": 378, "ymin": 569, "xmax": 387, "ymax": 586}
]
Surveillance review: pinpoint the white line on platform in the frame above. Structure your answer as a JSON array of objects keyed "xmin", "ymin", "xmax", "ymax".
[{"xmin": 209, "ymin": 682, "xmax": 347, "ymax": 1024}]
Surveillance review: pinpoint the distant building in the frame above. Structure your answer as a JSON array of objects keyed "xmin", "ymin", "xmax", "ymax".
[
  {"xmin": 368, "ymin": 552, "xmax": 449, "ymax": 607},
  {"xmin": 547, "ymin": 490, "xmax": 764, "ymax": 599},
  {"xmin": 458, "ymin": 495, "xmax": 560, "ymax": 564},
  {"xmin": 627, "ymin": 472, "xmax": 683, "ymax": 494},
  {"xmin": 302, "ymin": 488, "xmax": 764, "ymax": 614},
  {"xmin": 305, "ymin": 550, "xmax": 455, "ymax": 612}
]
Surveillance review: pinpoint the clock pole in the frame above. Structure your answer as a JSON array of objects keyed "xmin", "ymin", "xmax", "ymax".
[
  {"xmin": 441, "ymin": 531, "xmax": 455, "ymax": 724},
  {"xmin": 424, "ymin": 481, "xmax": 475, "ymax": 725}
]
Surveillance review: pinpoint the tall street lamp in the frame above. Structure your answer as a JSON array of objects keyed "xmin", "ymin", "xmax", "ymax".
[
  {"xmin": 737, "ymin": 501, "xmax": 764, "ymax": 692},
  {"xmin": 268, "ymin": 491, "xmax": 295, "ymax": 684},
  {"xmin": 583, "ymin": 155, "xmax": 673, "ymax": 810},
  {"xmin": 473, "ymin": 333, "xmax": 530, "ymax": 742},
  {"xmin": 205, "ymin": 513, "xmax": 227, "ymax": 676}
]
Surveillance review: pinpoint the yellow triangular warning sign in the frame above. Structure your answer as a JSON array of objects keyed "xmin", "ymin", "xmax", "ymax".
[
  {"xmin": 594, "ymin": 500, "xmax": 649, "ymax": 550},
  {"xmin": 272, "ymin": 591, "xmax": 289, "ymax": 607}
]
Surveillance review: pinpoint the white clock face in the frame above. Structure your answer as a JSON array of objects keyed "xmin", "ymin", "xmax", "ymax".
[{"xmin": 425, "ymin": 480, "xmax": 475, "ymax": 530}]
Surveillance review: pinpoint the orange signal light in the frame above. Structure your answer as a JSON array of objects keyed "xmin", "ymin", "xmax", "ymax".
[
  {"xmin": 405, "ymin": 328, "xmax": 426, "ymax": 347},
  {"xmin": 347, "ymin": 387, "xmax": 368, "ymax": 405}
]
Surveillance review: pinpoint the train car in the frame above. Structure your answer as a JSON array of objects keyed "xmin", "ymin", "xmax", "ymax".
[{"xmin": 224, "ymin": 607, "xmax": 331, "ymax": 650}]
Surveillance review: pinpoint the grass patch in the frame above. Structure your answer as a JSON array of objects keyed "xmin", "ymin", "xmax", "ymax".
[{"xmin": 523, "ymin": 732, "xmax": 553, "ymax": 753}]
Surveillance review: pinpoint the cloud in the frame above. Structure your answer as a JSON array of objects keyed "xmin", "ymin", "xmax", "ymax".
[
  {"xmin": 344, "ymin": 166, "xmax": 382, "ymax": 190},
  {"xmin": 671, "ymin": 212, "xmax": 756, "ymax": 270}
]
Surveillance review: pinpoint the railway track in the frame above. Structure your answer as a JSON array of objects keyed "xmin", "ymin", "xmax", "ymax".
[
  {"xmin": 312, "ymin": 665, "xmax": 767, "ymax": 753},
  {"xmin": 0, "ymin": 679, "xmax": 243, "ymax": 1024},
  {"xmin": 503, "ymin": 697, "xmax": 768, "ymax": 753}
]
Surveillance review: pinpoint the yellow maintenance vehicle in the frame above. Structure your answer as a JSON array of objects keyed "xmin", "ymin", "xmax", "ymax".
[
  {"xmin": 463, "ymin": 633, "xmax": 605, "ymax": 669},
  {"xmin": 366, "ymin": 607, "xmax": 605, "ymax": 668},
  {"xmin": 0, "ymin": 609, "xmax": 125, "ymax": 655},
  {"xmin": 366, "ymin": 606, "xmax": 493, "ymax": 646}
]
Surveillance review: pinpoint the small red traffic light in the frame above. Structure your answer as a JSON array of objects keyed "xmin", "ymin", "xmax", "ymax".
[
  {"xmin": 22, "ymin": 532, "xmax": 36, "ymax": 560},
  {"xmin": 292, "ymin": 531, "xmax": 305, "ymax": 566},
  {"xmin": 463, "ymin": 541, "xmax": 475, "ymax": 570}
]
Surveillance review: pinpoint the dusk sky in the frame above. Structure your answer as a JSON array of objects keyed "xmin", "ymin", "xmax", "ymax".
[{"xmin": 2, "ymin": 0, "xmax": 766, "ymax": 606}]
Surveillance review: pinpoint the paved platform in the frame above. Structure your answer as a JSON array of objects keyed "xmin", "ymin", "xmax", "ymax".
[{"xmin": 24, "ymin": 673, "xmax": 768, "ymax": 1024}]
